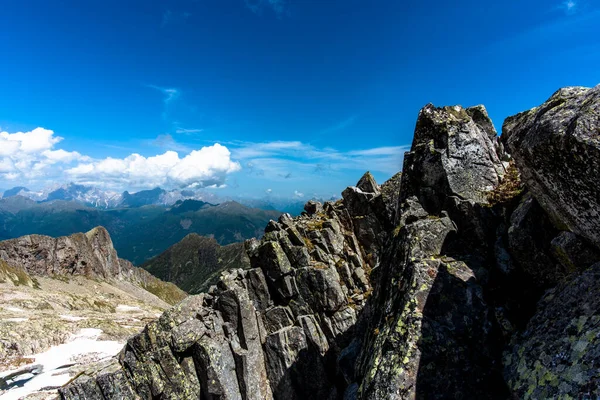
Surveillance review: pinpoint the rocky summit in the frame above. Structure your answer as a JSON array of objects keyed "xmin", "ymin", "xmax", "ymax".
[{"xmin": 49, "ymin": 85, "xmax": 600, "ymax": 399}]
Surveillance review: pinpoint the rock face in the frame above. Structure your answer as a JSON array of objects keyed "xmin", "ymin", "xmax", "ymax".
[
  {"xmin": 503, "ymin": 85, "xmax": 600, "ymax": 250},
  {"xmin": 504, "ymin": 262, "xmax": 600, "ymax": 399},
  {"xmin": 355, "ymin": 104, "xmax": 509, "ymax": 399},
  {"xmin": 57, "ymin": 87, "xmax": 600, "ymax": 400},
  {"xmin": 0, "ymin": 227, "xmax": 186, "ymax": 305},
  {"xmin": 400, "ymin": 104, "xmax": 506, "ymax": 214}
]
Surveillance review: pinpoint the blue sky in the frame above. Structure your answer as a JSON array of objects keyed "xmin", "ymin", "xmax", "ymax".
[{"xmin": 1, "ymin": 0, "xmax": 599, "ymax": 199}]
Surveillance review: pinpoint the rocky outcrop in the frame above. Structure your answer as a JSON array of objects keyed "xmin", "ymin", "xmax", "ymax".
[
  {"xmin": 60, "ymin": 174, "xmax": 396, "ymax": 399},
  {"xmin": 400, "ymin": 104, "xmax": 506, "ymax": 214},
  {"xmin": 0, "ymin": 227, "xmax": 186, "ymax": 305},
  {"xmin": 56, "ymin": 87, "xmax": 600, "ymax": 400},
  {"xmin": 503, "ymin": 85, "xmax": 600, "ymax": 250},
  {"xmin": 355, "ymin": 104, "xmax": 510, "ymax": 399}
]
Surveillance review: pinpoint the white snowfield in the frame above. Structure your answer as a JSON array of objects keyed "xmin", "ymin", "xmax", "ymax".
[{"xmin": 0, "ymin": 329, "xmax": 123, "ymax": 400}]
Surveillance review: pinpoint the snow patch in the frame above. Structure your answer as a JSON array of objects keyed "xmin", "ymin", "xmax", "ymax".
[
  {"xmin": 116, "ymin": 304, "xmax": 141, "ymax": 312},
  {"xmin": 2, "ymin": 318, "xmax": 28, "ymax": 323},
  {"xmin": 0, "ymin": 328, "xmax": 123, "ymax": 400}
]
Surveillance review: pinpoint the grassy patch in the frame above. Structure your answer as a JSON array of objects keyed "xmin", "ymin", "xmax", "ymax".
[
  {"xmin": 486, "ymin": 161, "xmax": 524, "ymax": 206},
  {"xmin": 0, "ymin": 260, "xmax": 37, "ymax": 288},
  {"xmin": 141, "ymin": 278, "xmax": 187, "ymax": 305},
  {"xmin": 305, "ymin": 219, "xmax": 324, "ymax": 230},
  {"xmin": 303, "ymin": 237, "xmax": 315, "ymax": 251}
]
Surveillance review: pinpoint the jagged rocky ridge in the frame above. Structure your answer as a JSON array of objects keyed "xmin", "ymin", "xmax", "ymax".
[
  {"xmin": 0, "ymin": 227, "xmax": 186, "ymax": 305},
  {"xmin": 60, "ymin": 85, "xmax": 600, "ymax": 399}
]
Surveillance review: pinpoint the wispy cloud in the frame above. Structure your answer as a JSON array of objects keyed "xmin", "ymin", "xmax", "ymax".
[
  {"xmin": 245, "ymin": 0, "xmax": 289, "ymax": 18},
  {"xmin": 559, "ymin": 0, "xmax": 577, "ymax": 14},
  {"xmin": 346, "ymin": 146, "xmax": 404, "ymax": 156},
  {"xmin": 321, "ymin": 115, "xmax": 358, "ymax": 135},
  {"xmin": 151, "ymin": 134, "xmax": 191, "ymax": 153},
  {"xmin": 146, "ymin": 84, "xmax": 182, "ymax": 121},
  {"xmin": 161, "ymin": 10, "xmax": 192, "ymax": 27},
  {"xmin": 230, "ymin": 140, "xmax": 409, "ymax": 179},
  {"xmin": 147, "ymin": 85, "xmax": 180, "ymax": 105},
  {"xmin": 175, "ymin": 127, "xmax": 204, "ymax": 135}
]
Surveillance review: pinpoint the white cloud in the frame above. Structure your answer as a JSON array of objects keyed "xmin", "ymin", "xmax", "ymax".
[
  {"xmin": 0, "ymin": 128, "xmax": 86, "ymax": 181},
  {"xmin": 0, "ymin": 158, "xmax": 14, "ymax": 174},
  {"xmin": 0, "ymin": 127, "xmax": 240, "ymax": 190},
  {"xmin": 42, "ymin": 149, "xmax": 88, "ymax": 164},
  {"xmin": 294, "ymin": 190, "xmax": 304, "ymax": 198},
  {"xmin": 1, "ymin": 127, "xmax": 61, "ymax": 154},
  {"xmin": 67, "ymin": 144, "xmax": 240, "ymax": 189}
]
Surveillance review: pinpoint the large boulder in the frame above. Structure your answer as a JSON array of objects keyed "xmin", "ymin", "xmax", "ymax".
[
  {"xmin": 502, "ymin": 85, "xmax": 600, "ymax": 250},
  {"xmin": 400, "ymin": 104, "xmax": 506, "ymax": 214}
]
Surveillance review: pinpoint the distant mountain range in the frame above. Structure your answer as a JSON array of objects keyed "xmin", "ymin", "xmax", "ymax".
[
  {"xmin": 0, "ymin": 183, "xmax": 333, "ymax": 215},
  {"xmin": 0, "ymin": 183, "xmax": 218, "ymax": 209},
  {"xmin": 0, "ymin": 196, "xmax": 281, "ymax": 265}
]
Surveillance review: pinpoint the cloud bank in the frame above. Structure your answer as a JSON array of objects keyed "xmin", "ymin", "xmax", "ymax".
[{"xmin": 0, "ymin": 128, "xmax": 240, "ymax": 189}]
